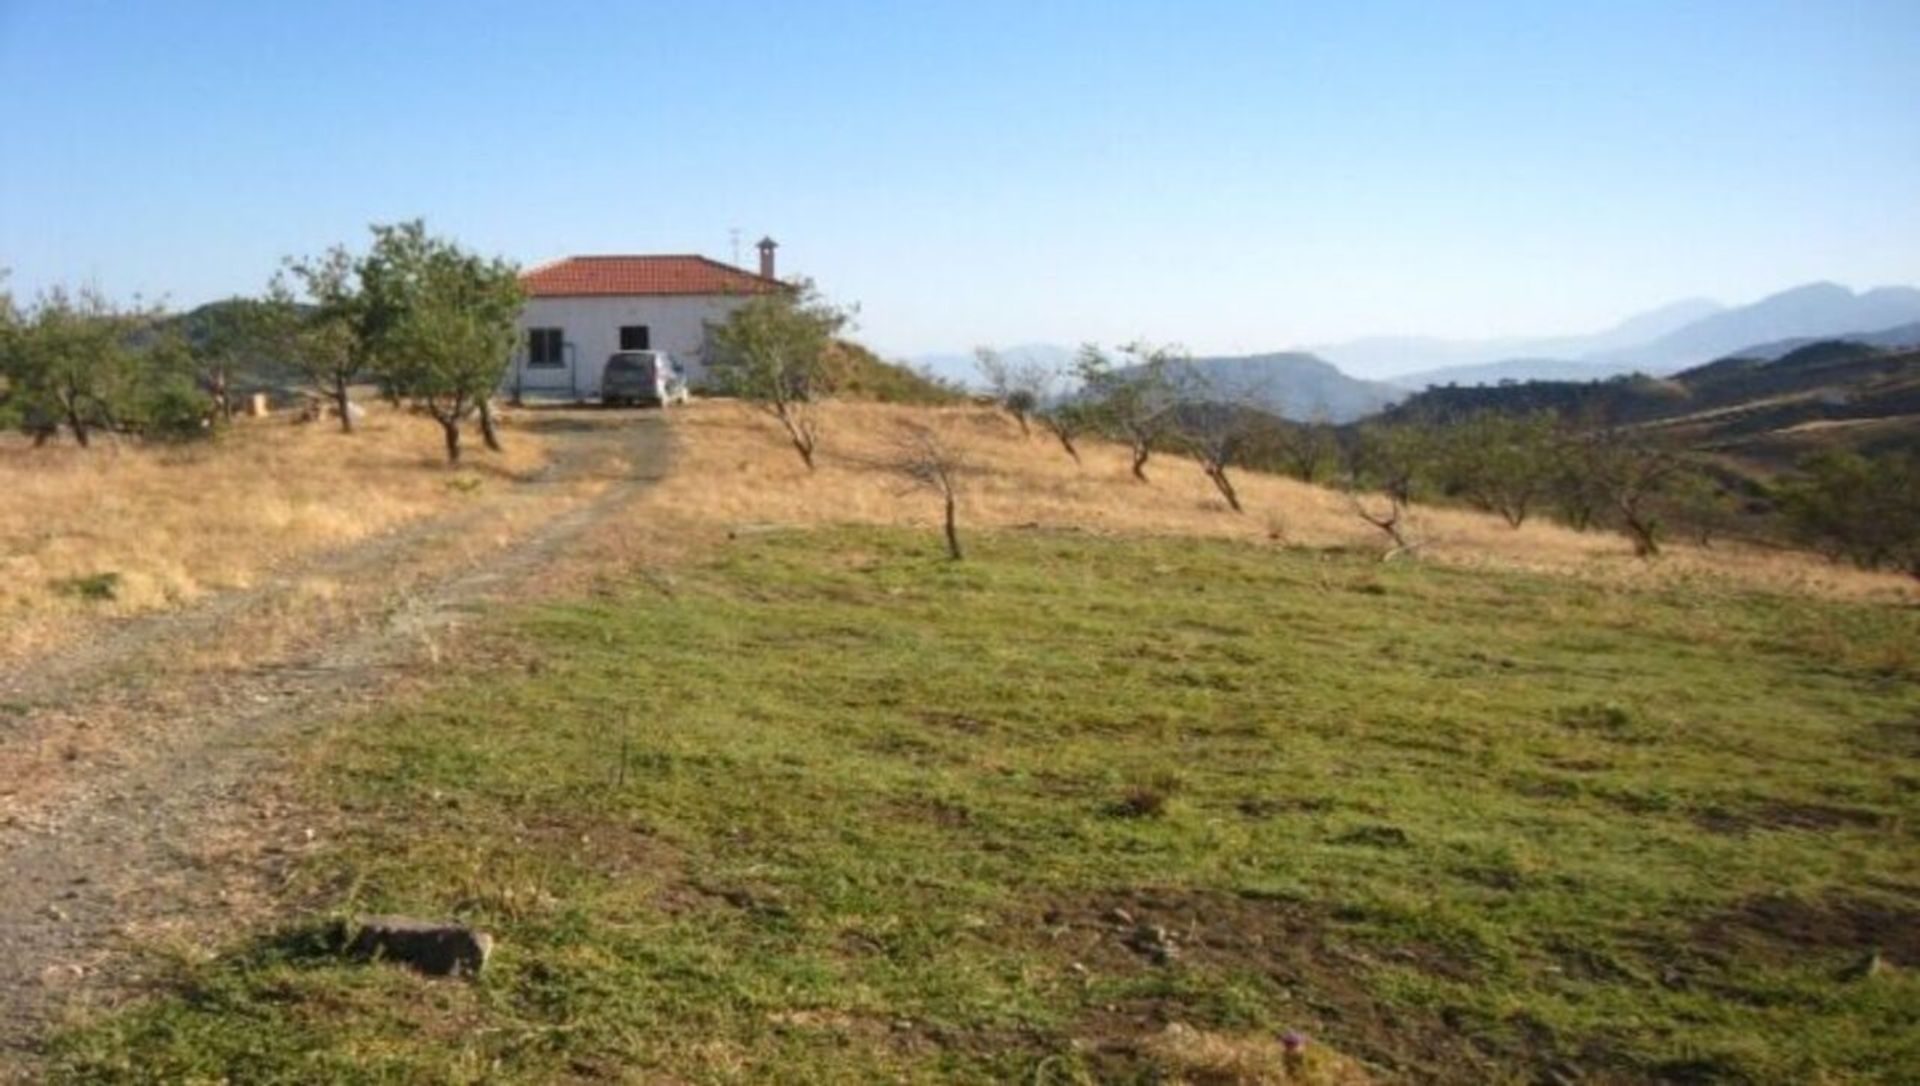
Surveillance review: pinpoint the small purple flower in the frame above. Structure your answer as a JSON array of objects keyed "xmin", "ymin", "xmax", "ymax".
[{"xmin": 1281, "ymin": 1030, "xmax": 1308, "ymax": 1054}]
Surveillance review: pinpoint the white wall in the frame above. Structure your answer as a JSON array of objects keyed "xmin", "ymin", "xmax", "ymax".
[{"xmin": 508, "ymin": 294, "xmax": 755, "ymax": 399}]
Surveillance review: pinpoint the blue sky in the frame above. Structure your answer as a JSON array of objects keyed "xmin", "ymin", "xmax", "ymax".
[{"xmin": 3, "ymin": 0, "xmax": 1917, "ymax": 367}]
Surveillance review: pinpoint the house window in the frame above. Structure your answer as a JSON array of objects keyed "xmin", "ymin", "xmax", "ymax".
[
  {"xmin": 619, "ymin": 325, "xmax": 651, "ymax": 350},
  {"xmin": 528, "ymin": 328, "xmax": 564, "ymax": 367}
]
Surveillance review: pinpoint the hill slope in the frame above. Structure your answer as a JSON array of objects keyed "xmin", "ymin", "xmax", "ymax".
[
  {"xmin": 1390, "ymin": 340, "xmax": 1920, "ymax": 474},
  {"xmin": 1181, "ymin": 352, "xmax": 1401, "ymax": 422}
]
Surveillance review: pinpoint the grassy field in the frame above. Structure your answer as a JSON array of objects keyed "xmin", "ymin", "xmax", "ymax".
[
  {"xmin": 49, "ymin": 527, "xmax": 1920, "ymax": 1083},
  {"xmin": 0, "ymin": 405, "xmax": 547, "ymax": 658}
]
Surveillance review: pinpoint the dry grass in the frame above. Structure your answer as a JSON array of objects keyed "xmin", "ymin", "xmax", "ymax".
[
  {"xmin": 0, "ymin": 405, "xmax": 547, "ymax": 658},
  {"xmin": 640, "ymin": 400, "xmax": 1919, "ymax": 603},
  {"xmin": 1143, "ymin": 1024, "xmax": 1375, "ymax": 1085}
]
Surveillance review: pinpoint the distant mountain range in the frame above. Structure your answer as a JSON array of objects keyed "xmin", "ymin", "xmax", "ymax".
[
  {"xmin": 902, "ymin": 280, "xmax": 1920, "ymax": 422},
  {"xmin": 1377, "ymin": 283, "xmax": 1920, "ymax": 389},
  {"xmin": 1315, "ymin": 297, "xmax": 1724, "ymax": 384}
]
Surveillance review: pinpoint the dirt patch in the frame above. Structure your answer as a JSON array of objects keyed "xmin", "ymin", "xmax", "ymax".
[
  {"xmin": 918, "ymin": 710, "xmax": 992, "ymax": 735},
  {"xmin": 1689, "ymin": 800, "xmax": 1886, "ymax": 836},
  {"xmin": 1694, "ymin": 893, "xmax": 1920, "ymax": 968},
  {"xmin": 1024, "ymin": 888, "xmax": 1527, "ymax": 1083},
  {"xmin": 1235, "ymin": 796, "xmax": 1336, "ymax": 818},
  {"xmin": 1855, "ymin": 717, "xmax": 1920, "ymax": 760}
]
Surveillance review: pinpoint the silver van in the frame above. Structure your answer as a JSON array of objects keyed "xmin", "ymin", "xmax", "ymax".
[{"xmin": 601, "ymin": 351, "xmax": 690, "ymax": 407}]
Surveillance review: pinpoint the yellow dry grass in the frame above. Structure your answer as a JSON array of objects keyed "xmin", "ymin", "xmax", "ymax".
[
  {"xmin": 642, "ymin": 400, "xmax": 1919, "ymax": 603},
  {"xmin": 1142, "ymin": 1023, "xmax": 1375, "ymax": 1085},
  {"xmin": 0, "ymin": 405, "xmax": 547, "ymax": 657}
]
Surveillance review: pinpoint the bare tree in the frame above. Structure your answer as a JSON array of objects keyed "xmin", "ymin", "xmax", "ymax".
[
  {"xmin": 1167, "ymin": 366, "xmax": 1275, "ymax": 514},
  {"xmin": 1077, "ymin": 342, "xmax": 1178, "ymax": 482},
  {"xmin": 974, "ymin": 347, "xmax": 1054, "ymax": 436},
  {"xmin": 1344, "ymin": 423, "xmax": 1426, "ymax": 560},
  {"xmin": 705, "ymin": 280, "xmax": 846, "ymax": 470},
  {"xmin": 1577, "ymin": 427, "xmax": 1683, "ymax": 557},
  {"xmin": 1038, "ymin": 400, "xmax": 1091, "ymax": 464},
  {"xmin": 889, "ymin": 422, "xmax": 969, "ymax": 560}
]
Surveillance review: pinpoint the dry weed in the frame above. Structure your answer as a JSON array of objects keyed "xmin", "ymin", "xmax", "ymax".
[{"xmin": 0, "ymin": 405, "xmax": 547, "ymax": 657}]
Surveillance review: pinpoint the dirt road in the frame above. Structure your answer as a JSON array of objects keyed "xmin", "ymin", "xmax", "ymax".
[{"xmin": 0, "ymin": 411, "xmax": 670, "ymax": 1076}]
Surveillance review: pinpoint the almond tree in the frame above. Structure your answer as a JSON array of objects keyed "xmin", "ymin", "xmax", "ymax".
[
  {"xmin": 1344, "ymin": 422, "xmax": 1428, "ymax": 559},
  {"xmin": 1078, "ymin": 342, "xmax": 1178, "ymax": 482},
  {"xmin": 974, "ymin": 347, "xmax": 1055, "ymax": 436},
  {"xmin": 0, "ymin": 287, "xmax": 152, "ymax": 447},
  {"xmin": 889, "ymin": 422, "xmax": 970, "ymax": 560},
  {"xmin": 705, "ymin": 280, "xmax": 846, "ymax": 470},
  {"xmin": 374, "ymin": 230, "xmax": 523, "ymax": 464},
  {"xmin": 279, "ymin": 245, "xmax": 384, "ymax": 433}
]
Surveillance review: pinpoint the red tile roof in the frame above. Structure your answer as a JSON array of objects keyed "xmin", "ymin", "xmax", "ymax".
[{"xmin": 520, "ymin": 255, "xmax": 784, "ymax": 298}]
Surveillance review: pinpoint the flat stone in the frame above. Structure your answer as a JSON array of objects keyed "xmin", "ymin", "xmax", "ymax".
[{"xmin": 344, "ymin": 915, "xmax": 493, "ymax": 977}]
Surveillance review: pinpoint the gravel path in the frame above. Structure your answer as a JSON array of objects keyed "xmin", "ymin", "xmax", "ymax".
[{"xmin": 0, "ymin": 412, "xmax": 670, "ymax": 1076}]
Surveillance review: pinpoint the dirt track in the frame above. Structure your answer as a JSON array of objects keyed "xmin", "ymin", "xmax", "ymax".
[{"xmin": 0, "ymin": 411, "xmax": 670, "ymax": 1076}]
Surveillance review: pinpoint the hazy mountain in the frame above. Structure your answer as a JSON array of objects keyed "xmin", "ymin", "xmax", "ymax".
[
  {"xmin": 1318, "ymin": 297, "xmax": 1723, "ymax": 380},
  {"xmin": 1386, "ymin": 284, "xmax": 1920, "ymax": 388},
  {"xmin": 1180, "ymin": 352, "xmax": 1401, "ymax": 423},
  {"xmin": 1589, "ymin": 283, "xmax": 1920, "ymax": 373},
  {"xmin": 1688, "ymin": 319, "xmax": 1920, "ymax": 363}
]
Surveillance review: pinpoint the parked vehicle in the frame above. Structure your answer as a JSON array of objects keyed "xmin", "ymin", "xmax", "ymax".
[{"xmin": 601, "ymin": 351, "xmax": 691, "ymax": 407}]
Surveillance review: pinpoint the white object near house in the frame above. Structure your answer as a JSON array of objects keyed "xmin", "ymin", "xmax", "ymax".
[{"xmin": 510, "ymin": 238, "xmax": 784, "ymax": 401}]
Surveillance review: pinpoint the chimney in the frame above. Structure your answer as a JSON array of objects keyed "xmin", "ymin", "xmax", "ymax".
[{"xmin": 756, "ymin": 236, "xmax": 778, "ymax": 280}]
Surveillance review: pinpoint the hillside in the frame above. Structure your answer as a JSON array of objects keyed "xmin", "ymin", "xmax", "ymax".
[
  {"xmin": 35, "ymin": 401, "xmax": 1919, "ymax": 1084},
  {"xmin": 1179, "ymin": 352, "xmax": 1401, "ymax": 422},
  {"xmin": 1390, "ymin": 340, "xmax": 1920, "ymax": 474}
]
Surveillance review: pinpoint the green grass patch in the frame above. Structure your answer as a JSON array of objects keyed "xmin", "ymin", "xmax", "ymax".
[{"xmin": 52, "ymin": 530, "xmax": 1920, "ymax": 1083}]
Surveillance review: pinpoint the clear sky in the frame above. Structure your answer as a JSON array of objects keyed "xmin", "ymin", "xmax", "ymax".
[{"xmin": 3, "ymin": 0, "xmax": 1917, "ymax": 364}]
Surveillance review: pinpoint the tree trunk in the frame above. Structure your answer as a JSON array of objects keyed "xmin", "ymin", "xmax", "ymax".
[
  {"xmin": 1622, "ymin": 506, "xmax": 1659, "ymax": 557},
  {"xmin": 1206, "ymin": 464, "xmax": 1243, "ymax": 513},
  {"xmin": 1013, "ymin": 411, "xmax": 1030, "ymax": 437},
  {"xmin": 1054, "ymin": 429, "xmax": 1080, "ymax": 463},
  {"xmin": 943, "ymin": 493, "xmax": 962, "ymax": 561},
  {"xmin": 64, "ymin": 400, "xmax": 91, "ymax": 448},
  {"xmin": 1130, "ymin": 443, "xmax": 1150, "ymax": 482},
  {"xmin": 211, "ymin": 371, "xmax": 233, "ymax": 423},
  {"xmin": 334, "ymin": 376, "xmax": 355, "ymax": 434},
  {"xmin": 479, "ymin": 398, "xmax": 504, "ymax": 453},
  {"xmin": 440, "ymin": 417, "xmax": 463, "ymax": 464}
]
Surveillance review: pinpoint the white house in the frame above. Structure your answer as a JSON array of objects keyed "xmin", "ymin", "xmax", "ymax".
[{"xmin": 509, "ymin": 238, "xmax": 784, "ymax": 399}]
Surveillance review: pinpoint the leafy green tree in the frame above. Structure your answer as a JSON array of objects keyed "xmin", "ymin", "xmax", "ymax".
[
  {"xmin": 1267, "ymin": 417, "xmax": 1340, "ymax": 483},
  {"xmin": 0, "ymin": 287, "xmax": 156, "ymax": 447},
  {"xmin": 1780, "ymin": 450, "xmax": 1920, "ymax": 579},
  {"xmin": 1569, "ymin": 428, "xmax": 1684, "ymax": 557},
  {"xmin": 280, "ymin": 245, "xmax": 379, "ymax": 433},
  {"xmin": 1432, "ymin": 410, "xmax": 1561, "ymax": 528},
  {"xmin": 371, "ymin": 228, "xmax": 523, "ymax": 464},
  {"xmin": 704, "ymin": 280, "xmax": 846, "ymax": 470}
]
